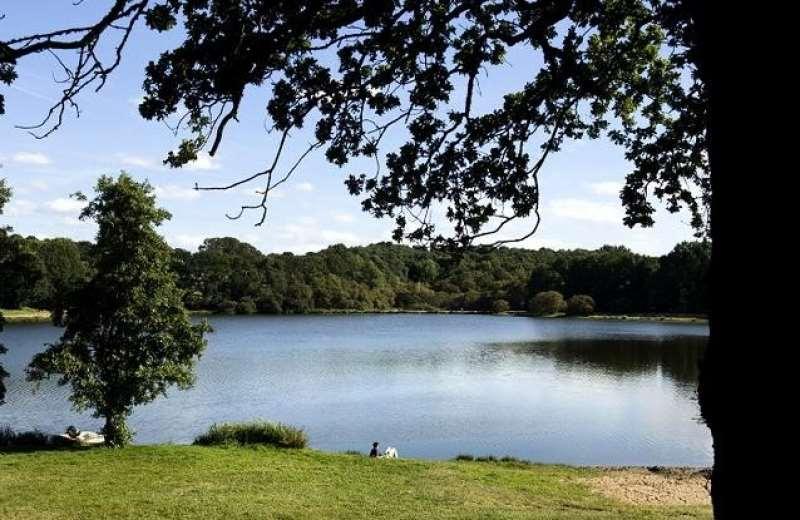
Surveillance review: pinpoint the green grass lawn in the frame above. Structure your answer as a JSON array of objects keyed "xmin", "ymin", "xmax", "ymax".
[{"xmin": 0, "ymin": 445, "xmax": 710, "ymax": 519}]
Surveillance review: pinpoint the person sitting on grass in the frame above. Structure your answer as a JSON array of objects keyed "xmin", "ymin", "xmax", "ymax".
[{"xmin": 369, "ymin": 442, "xmax": 379, "ymax": 457}]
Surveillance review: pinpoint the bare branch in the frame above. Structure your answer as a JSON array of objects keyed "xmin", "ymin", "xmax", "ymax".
[{"xmin": 5, "ymin": 0, "xmax": 148, "ymax": 137}]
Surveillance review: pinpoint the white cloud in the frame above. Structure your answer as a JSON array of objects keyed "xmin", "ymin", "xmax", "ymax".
[
  {"xmin": 154, "ymin": 184, "xmax": 201, "ymax": 201},
  {"xmin": 184, "ymin": 152, "xmax": 220, "ymax": 171},
  {"xmin": 170, "ymin": 234, "xmax": 206, "ymax": 250},
  {"xmin": 28, "ymin": 180, "xmax": 50, "ymax": 191},
  {"xmin": 12, "ymin": 152, "xmax": 51, "ymax": 165},
  {"xmin": 332, "ymin": 213, "xmax": 354, "ymax": 223},
  {"xmin": 267, "ymin": 214, "xmax": 377, "ymax": 253},
  {"xmin": 46, "ymin": 197, "xmax": 84, "ymax": 214},
  {"xmin": 519, "ymin": 237, "xmax": 577, "ymax": 251},
  {"xmin": 588, "ymin": 181, "xmax": 622, "ymax": 197},
  {"xmin": 118, "ymin": 154, "xmax": 155, "ymax": 169},
  {"xmin": 241, "ymin": 233, "xmax": 262, "ymax": 245},
  {"xmin": 295, "ymin": 181, "xmax": 314, "ymax": 192},
  {"xmin": 549, "ymin": 198, "xmax": 623, "ymax": 224},
  {"xmin": 58, "ymin": 216, "xmax": 87, "ymax": 227},
  {"xmin": 7, "ymin": 180, "xmax": 49, "ymax": 195},
  {"xmin": 4, "ymin": 199, "xmax": 38, "ymax": 217},
  {"xmin": 321, "ymin": 230, "xmax": 360, "ymax": 244}
]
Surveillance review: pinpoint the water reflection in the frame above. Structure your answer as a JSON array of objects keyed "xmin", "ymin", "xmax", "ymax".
[{"xmin": 489, "ymin": 336, "xmax": 706, "ymax": 388}]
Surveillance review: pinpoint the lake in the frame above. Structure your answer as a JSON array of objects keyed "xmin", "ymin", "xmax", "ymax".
[{"xmin": 0, "ymin": 314, "xmax": 711, "ymax": 466}]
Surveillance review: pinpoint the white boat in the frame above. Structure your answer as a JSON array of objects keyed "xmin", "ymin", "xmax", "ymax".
[{"xmin": 57, "ymin": 431, "xmax": 105, "ymax": 447}]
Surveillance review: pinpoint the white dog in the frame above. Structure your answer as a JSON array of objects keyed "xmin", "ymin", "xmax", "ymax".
[{"xmin": 382, "ymin": 446, "xmax": 398, "ymax": 458}]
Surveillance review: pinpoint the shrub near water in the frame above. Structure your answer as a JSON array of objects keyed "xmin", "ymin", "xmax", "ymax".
[
  {"xmin": 529, "ymin": 291, "xmax": 567, "ymax": 316},
  {"xmin": 0, "ymin": 425, "xmax": 51, "ymax": 450},
  {"xmin": 193, "ymin": 421, "xmax": 308, "ymax": 448},
  {"xmin": 566, "ymin": 294, "xmax": 596, "ymax": 316}
]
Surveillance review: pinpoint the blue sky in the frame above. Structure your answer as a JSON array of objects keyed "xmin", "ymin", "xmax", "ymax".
[{"xmin": 0, "ymin": 1, "xmax": 697, "ymax": 255}]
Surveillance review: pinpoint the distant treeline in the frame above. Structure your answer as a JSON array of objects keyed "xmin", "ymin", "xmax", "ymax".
[{"xmin": 0, "ymin": 233, "xmax": 709, "ymax": 316}]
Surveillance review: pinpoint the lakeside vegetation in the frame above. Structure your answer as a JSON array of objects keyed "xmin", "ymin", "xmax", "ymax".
[
  {"xmin": 0, "ymin": 307, "xmax": 708, "ymax": 325},
  {"xmin": 0, "ymin": 445, "xmax": 711, "ymax": 519},
  {"xmin": 1, "ymin": 234, "xmax": 709, "ymax": 319},
  {"xmin": 193, "ymin": 421, "xmax": 308, "ymax": 449}
]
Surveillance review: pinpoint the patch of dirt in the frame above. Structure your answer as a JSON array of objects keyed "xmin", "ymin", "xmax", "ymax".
[{"xmin": 581, "ymin": 467, "xmax": 711, "ymax": 506}]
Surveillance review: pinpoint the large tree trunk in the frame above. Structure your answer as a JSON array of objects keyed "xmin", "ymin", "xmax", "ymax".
[
  {"xmin": 102, "ymin": 413, "xmax": 131, "ymax": 447},
  {"xmin": 691, "ymin": 2, "xmax": 731, "ymax": 517}
]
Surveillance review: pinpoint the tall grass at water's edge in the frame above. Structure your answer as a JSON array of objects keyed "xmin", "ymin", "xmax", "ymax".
[{"xmin": 193, "ymin": 421, "xmax": 308, "ymax": 449}]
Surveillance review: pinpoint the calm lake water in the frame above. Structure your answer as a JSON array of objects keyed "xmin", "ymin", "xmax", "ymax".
[{"xmin": 0, "ymin": 314, "xmax": 711, "ymax": 466}]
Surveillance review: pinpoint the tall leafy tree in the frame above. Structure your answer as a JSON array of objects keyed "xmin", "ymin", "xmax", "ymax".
[
  {"xmin": 31, "ymin": 238, "xmax": 91, "ymax": 323},
  {"xmin": 651, "ymin": 240, "xmax": 709, "ymax": 313},
  {"xmin": 27, "ymin": 174, "xmax": 210, "ymax": 446},
  {"xmin": 0, "ymin": 234, "xmax": 45, "ymax": 309}
]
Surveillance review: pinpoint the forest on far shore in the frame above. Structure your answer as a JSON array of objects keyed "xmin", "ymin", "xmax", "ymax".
[{"xmin": 0, "ymin": 233, "xmax": 709, "ymax": 318}]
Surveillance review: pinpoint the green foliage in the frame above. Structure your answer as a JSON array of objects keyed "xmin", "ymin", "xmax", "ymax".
[
  {"xmin": 2, "ymin": 2, "xmax": 709, "ymax": 247},
  {"xmin": 453, "ymin": 454, "xmax": 532, "ymax": 465},
  {"xmin": 529, "ymin": 291, "xmax": 566, "ymax": 316},
  {"xmin": 566, "ymin": 295, "xmax": 596, "ymax": 316},
  {"xmin": 193, "ymin": 421, "xmax": 308, "ymax": 449},
  {"xmin": 0, "ymin": 232, "xmax": 93, "ymax": 314},
  {"xmin": 527, "ymin": 264, "xmax": 565, "ymax": 295},
  {"xmin": 0, "ymin": 425, "xmax": 50, "ymax": 450},
  {"xmin": 1, "ymin": 236, "xmax": 710, "ymax": 321},
  {"xmin": 0, "ymin": 234, "xmax": 45, "ymax": 309},
  {"xmin": 26, "ymin": 174, "xmax": 210, "ymax": 446},
  {"xmin": 528, "ymin": 245, "xmax": 662, "ymax": 314},
  {"xmin": 409, "ymin": 258, "xmax": 439, "ymax": 283},
  {"xmin": 31, "ymin": 238, "xmax": 90, "ymax": 323},
  {"xmin": 188, "ymin": 237, "xmax": 266, "ymax": 311},
  {"xmin": 650, "ymin": 241, "xmax": 710, "ymax": 314},
  {"xmin": 491, "ymin": 299, "xmax": 511, "ymax": 314},
  {"xmin": 235, "ymin": 297, "xmax": 258, "ymax": 315},
  {"xmin": 0, "ymin": 179, "xmax": 9, "ymax": 215},
  {"xmin": 127, "ymin": 1, "xmax": 707, "ymax": 246}
]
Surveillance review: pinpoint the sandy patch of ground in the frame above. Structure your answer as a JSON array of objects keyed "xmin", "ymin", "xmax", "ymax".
[{"xmin": 582, "ymin": 467, "xmax": 711, "ymax": 506}]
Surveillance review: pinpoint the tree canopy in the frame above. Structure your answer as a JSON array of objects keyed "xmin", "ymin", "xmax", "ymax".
[
  {"xmin": 26, "ymin": 174, "xmax": 210, "ymax": 446},
  {"xmin": 2, "ymin": 230, "xmax": 710, "ymax": 317},
  {"xmin": 0, "ymin": 0, "xmax": 708, "ymax": 247}
]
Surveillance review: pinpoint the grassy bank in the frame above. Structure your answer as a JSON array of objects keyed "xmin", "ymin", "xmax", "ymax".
[
  {"xmin": 1, "ymin": 307, "xmax": 707, "ymax": 325},
  {"xmin": 0, "ymin": 307, "xmax": 51, "ymax": 323},
  {"xmin": 0, "ymin": 445, "xmax": 709, "ymax": 519},
  {"xmin": 1, "ymin": 308, "xmax": 214, "ymax": 324},
  {"xmin": 581, "ymin": 314, "xmax": 708, "ymax": 324}
]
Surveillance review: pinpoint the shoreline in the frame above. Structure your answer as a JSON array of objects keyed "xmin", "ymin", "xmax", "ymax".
[{"xmin": 2, "ymin": 307, "xmax": 708, "ymax": 325}]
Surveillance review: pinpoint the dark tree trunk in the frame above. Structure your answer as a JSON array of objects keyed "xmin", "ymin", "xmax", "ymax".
[
  {"xmin": 102, "ymin": 413, "xmax": 131, "ymax": 447},
  {"xmin": 691, "ymin": 2, "xmax": 731, "ymax": 517}
]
